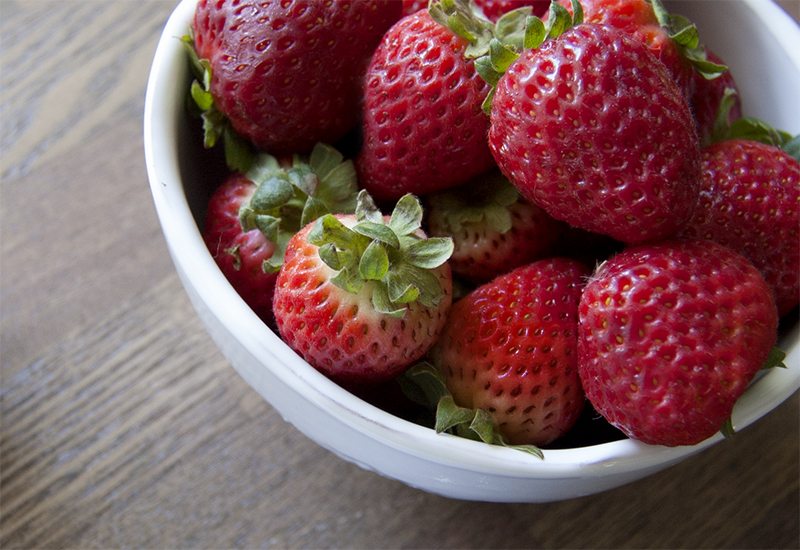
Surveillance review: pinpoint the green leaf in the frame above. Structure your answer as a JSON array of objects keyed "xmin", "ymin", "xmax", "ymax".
[
  {"xmin": 308, "ymin": 214, "xmax": 360, "ymax": 250},
  {"xmin": 720, "ymin": 417, "xmax": 735, "ymax": 439},
  {"xmin": 762, "ymin": 347, "xmax": 787, "ymax": 370},
  {"xmin": 308, "ymin": 142, "xmax": 345, "ymax": 180},
  {"xmin": 435, "ymin": 395, "xmax": 478, "ymax": 433},
  {"xmin": 398, "ymin": 361, "xmax": 451, "ymax": 408},
  {"xmin": 253, "ymin": 214, "xmax": 280, "ymax": 242},
  {"xmin": 250, "ymin": 176, "xmax": 294, "ymax": 212},
  {"xmin": 262, "ymin": 230, "xmax": 291, "ymax": 273},
  {"xmin": 300, "ymin": 196, "xmax": 331, "ymax": 229},
  {"xmin": 331, "ymin": 266, "xmax": 365, "ymax": 295},
  {"xmin": 783, "ymin": 135, "xmax": 800, "ymax": 162},
  {"xmin": 483, "ymin": 205, "xmax": 513, "ymax": 233},
  {"xmin": 317, "ymin": 242, "xmax": 342, "ymax": 271},
  {"xmin": 544, "ymin": 2, "xmax": 572, "ymax": 39},
  {"xmin": 287, "ymin": 164, "xmax": 318, "ymax": 197},
  {"xmin": 353, "ymin": 221, "xmax": 401, "ymax": 249},
  {"xmin": 359, "ymin": 241, "xmax": 390, "ymax": 281},
  {"xmin": 569, "ymin": 0, "xmax": 583, "ymax": 25},
  {"xmin": 395, "ymin": 263, "xmax": 446, "ymax": 309},
  {"xmin": 222, "ymin": 126, "xmax": 254, "ymax": 173},
  {"xmin": 726, "ymin": 117, "xmax": 794, "ymax": 148},
  {"xmin": 355, "ymin": 189, "xmax": 384, "ymax": 224},
  {"xmin": 388, "ymin": 194, "xmax": 423, "ymax": 236},
  {"xmin": 523, "ymin": 15, "xmax": 546, "ymax": 50},
  {"xmin": 489, "ymin": 38, "xmax": 520, "ymax": 73},
  {"xmin": 200, "ymin": 109, "xmax": 224, "ymax": 148},
  {"xmin": 405, "ymin": 238, "xmax": 454, "ymax": 269},
  {"xmin": 190, "ymin": 80, "xmax": 214, "ymax": 111},
  {"xmin": 493, "ymin": 6, "xmax": 533, "ymax": 50},
  {"xmin": 245, "ymin": 153, "xmax": 281, "ymax": 186},
  {"xmin": 371, "ymin": 283, "xmax": 406, "ymax": 318},
  {"xmin": 474, "ymin": 55, "xmax": 502, "ymax": 87}
]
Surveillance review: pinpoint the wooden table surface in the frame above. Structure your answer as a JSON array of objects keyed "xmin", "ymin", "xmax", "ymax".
[{"xmin": 2, "ymin": 1, "xmax": 799, "ymax": 548}]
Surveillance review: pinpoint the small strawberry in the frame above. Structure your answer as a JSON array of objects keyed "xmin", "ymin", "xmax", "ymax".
[
  {"xmin": 430, "ymin": 258, "xmax": 590, "ymax": 447},
  {"xmin": 690, "ymin": 51, "xmax": 742, "ymax": 144},
  {"xmin": 189, "ymin": 0, "xmax": 400, "ymax": 157},
  {"xmin": 487, "ymin": 15, "xmax": 701, "ymax": 243},
  {"xmin": 356, "ymin": 9, "xmax": 495, "ymax": 201},
  {"xmin": 578, "ymin": 240, "xmax": 779, "ymax": 446},
  {"xmin": 679, "ymin": 137, "xmax": 800, "ymax": 317},
  {"xmin": 426, "ymin": 171, "xmax": 564, "ymax": 283},
  {"xmin": 203, "ymin": 144, "xmax": 360, "ymax": 324},
  {"xmin": 273, "ymin": 192, "xmax": 454, "ymax": 384}
]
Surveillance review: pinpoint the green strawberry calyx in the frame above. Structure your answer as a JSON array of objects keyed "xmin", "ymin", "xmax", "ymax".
[
  {"xmin": 181, "ymin": 32, "xmax": 255, "ymax": 173},
  {"xmin": 399, "ymin": 362, "xmax": 544, "ymax": 458},
  {"xmin": 238, "ymin": 143, "xmax": 359, "ymax": 273},
  {"xmin": 646, "ymin": 0, "xmax": 727, "ymax": 79},
  {"xmin": 710, "ymin": 88, "xmax": 800, "ymax": 160},
  {"xmin": 428, "ymin": 172, "xmax": 520, "ymax": 234},
  {"xmin": 429, "ymin": 0, "xmax": 583, "ymax": 113},
  {"xmin": 308, "ymin": 191, "xmax": 454, "ymax": 318}
]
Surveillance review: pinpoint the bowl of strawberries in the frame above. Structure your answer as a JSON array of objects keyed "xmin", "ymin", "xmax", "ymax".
[{"xmin": 144, "ymin": 0, "xmax": 800, "ymax": 502}]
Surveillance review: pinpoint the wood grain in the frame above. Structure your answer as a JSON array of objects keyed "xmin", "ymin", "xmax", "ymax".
[{"xmin": 1, "ymin": 1, "xmax": 798, "ymax": 548}]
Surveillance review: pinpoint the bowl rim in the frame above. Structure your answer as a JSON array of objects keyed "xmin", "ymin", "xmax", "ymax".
[{"xmin": 144, "ymin": 0, "xmax": 800, "ymax": 480}]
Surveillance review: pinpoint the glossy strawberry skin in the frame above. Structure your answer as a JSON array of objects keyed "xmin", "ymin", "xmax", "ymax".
[
  {"xmin": 489, "ymin": 23, "xmax": 701, "ymax": 244},
  {"xmin": 357, "ymin": 10, "xmax": 495, "ymax": 201},
  {"xmin": 679, "ymin": 139, "xmax": 800, "ymax": 317},
  {"xmin": 401, "ymin": 0, "xmax": 427, "ymax": 16},
  {"xmin": 476, "ymin": 0, "xmax": 549, "ymax": 20},
  {"xmin": 273, "ymin": 218, "xmax": 453, "ymax": 384},
  {"xmin": 432, "ymin": 259, "xmax": 590, "ymax": 446},
  {"xmin": 579, "ymin": 240, "xmax": 778, "ymax": 446},
  {"xmin": 556, "ymin": 0, "xmax": 694, "ymax": 99},
  {"xmin": 427, "ymin": 198, "xmax": 564, "ymax": 284},
  {"xmin": 192, "ymin": 0, "xmax": 400, "ymax": 155},
  {"xmin": 203, "ymin": 174, "xmax": 277, "ymax": 324}
]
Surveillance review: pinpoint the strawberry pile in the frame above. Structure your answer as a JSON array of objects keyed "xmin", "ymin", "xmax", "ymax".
[{"xmin": 184, "ymin": 0, "xmax": 799, "ymax": 453}]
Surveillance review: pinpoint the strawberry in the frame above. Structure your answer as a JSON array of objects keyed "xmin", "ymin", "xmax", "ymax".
[
  {"xmin": 487, "ymin": 18, "xmax": 701, "ymax": 243},
  {"xmin": 430, "ymin": 258, "xmax": 590, "ymax": 446},
  {"xmin": 204, "ymin": 173, "xmax": 277, "ymax": 324},
  {"xmin": 426, "ymin": 171, "xmax": 564, "ymax": 283},
  {"xmin": 356, "ymin": 9, "xmax": 495, "ymax": 201},
  {"xmin": 578, "ymin": 240, "xmax": 779, "ymax": 446},
  {"xmin": 678, "ymin": 138, "xmax": 800, "ymax": 317},
  {"xmin": 190, "ymin": 0, "xmax": 400, "ymax": 156},
  {"xmin": 272, "ymin": 192, "xmax": 454, "ymax": 384},
  {"xmin": 476, "ymin": 0, "xmax": 549, "ymax": 20},
  {"xmin": 690, "ymin": 50, "xmax": 742, "ymax": 144},
  {"xmin": 203, "ymin": 144, "xmax": 359, "ymax": 324},
  {"xmin": 401, "ymin": 0, "xmax": 428, "ymax": 16}
]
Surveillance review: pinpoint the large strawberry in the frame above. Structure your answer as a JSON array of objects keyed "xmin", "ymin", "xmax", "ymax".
[
  {"xmin": 426, "ymin": 171, "xmax": 564, "ymax": 283},
  {"xmin": 430, "ymin": 258, "xmax": 590, "ymax": 447},
  {"xmin": 487, "ymin": 15, "xmax": 701, "ymax": 243},
  {"xmin": 203, "ymin": 144, "xmax": 359, "ymax": 324},
  {"xmin": 356, "ymin": 9, "xmax": 494, "ymax": 201},
  {"xmin": 579, "ymin": 240, "xmax": 779, "ymax": 446},
  {"xmin": 679, "ymin": 138, "xmax": 800, "ymax": 317},
  {"xmin": 273, "ymin": 192, "xmax": 454, "ymax": 384},
  {"xmin": 190, "ymin": 0, "xmax": 400, "ymax": 156}
]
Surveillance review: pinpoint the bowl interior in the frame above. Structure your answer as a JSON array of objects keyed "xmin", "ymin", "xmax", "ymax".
[{"xmin": 145, "ymin": 0, "xmax": 800, "ymax": 500}]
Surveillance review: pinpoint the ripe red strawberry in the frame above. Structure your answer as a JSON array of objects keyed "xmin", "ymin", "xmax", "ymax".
[
  {"xmin": 431, "ymin": 258, "xmax": 590, "ymax": 446},
  {"xmin": 203, "ymin": 144, "xmax": 359, "ymax": 324},
  {"xmin": 690, "ymin": 50, "xmax": 742, "ymax": 144},
  {"xmin": 426, "ymin": 171, "xmax": 564, "ymax": 283},
  {"xmin": 579, "ymin": 240, "xmax": 779, "ymax": 446},
  {"xmin": 191, "ymin": 0, "xmax": 401, "ymax": 155},
  {"xmin": 488, "ymin": 22, "xmax": 701, "ymax": 243},
  {"xmin": 273, "ymin": 192, "xmax": 454, "ymax": 384},
  {"xmin": 401, "ymin": 0, "xmax": 427, "ymax": 16},
  {"xmin": 356, "ymin": 10, "xmax": 495, "ymax": 201},
  {"xmin": 204, "ymin": 174, "xmax": 277, "ymax": 323},
  {"xmin": 678, "ymin": 139, "xmax": 800, "ymax": 317},
  {"xmin": 476, "ymin": 0, "xmax": 549, "ymax": 20}
]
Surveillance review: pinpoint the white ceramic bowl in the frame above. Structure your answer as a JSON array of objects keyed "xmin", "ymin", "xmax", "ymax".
[{"xmin": 144, "ymin": 0, "xmax": 800, "ymax": 502}]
